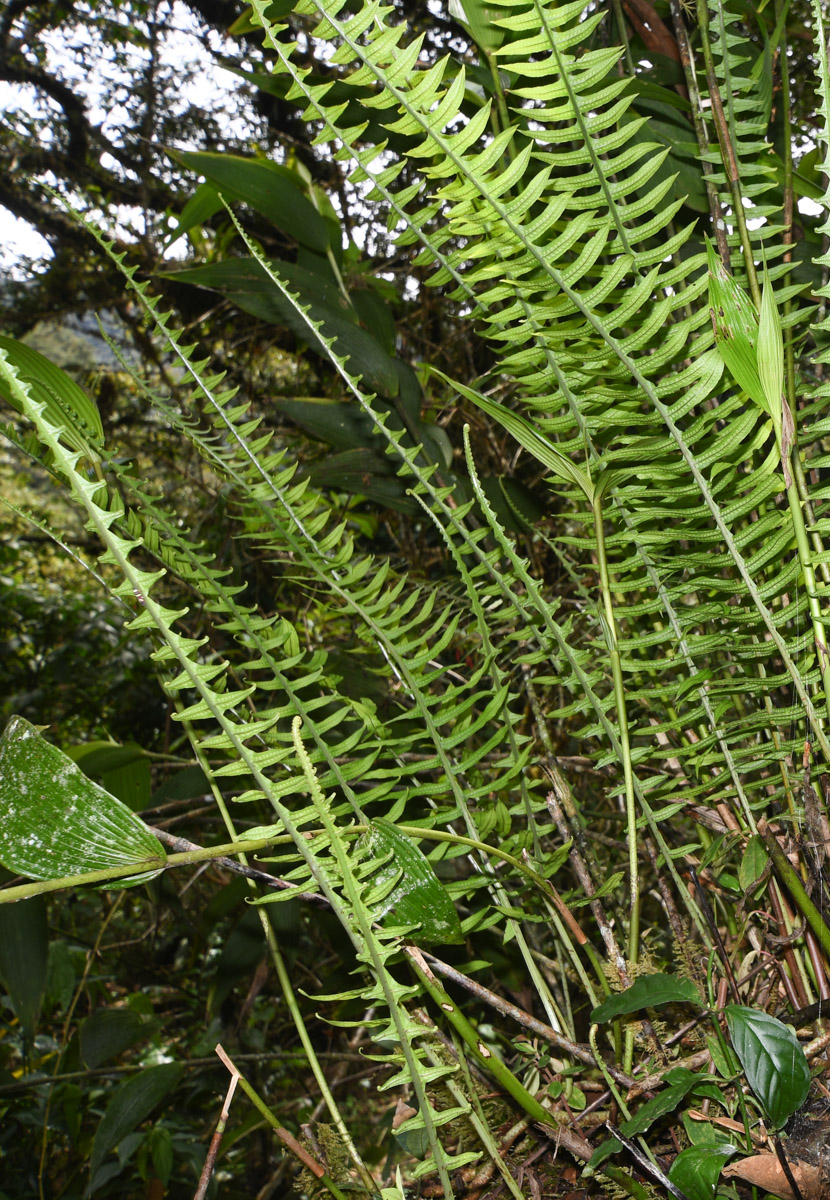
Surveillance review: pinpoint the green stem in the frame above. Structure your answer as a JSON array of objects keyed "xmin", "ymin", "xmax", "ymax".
[
  {"xmin": 761, "ymin": 827, "xmax": 830, "ymax": 962},
  {"xmin": 697, "ymin": 0, "xmax": 761, "ymax": 304},
  {"xmin": 412, "ymin": 958, "xmax": 648, "ymax": 1197},
  {"xmin": 486, "ymin": 51, "xmax": 513, "ymax": 153},
  {"xmin": 785, "ymin": 472, "xmax": 830, "ymax": 729},
  {"xmin": 611, "ymin": 0, "xmax": 635, "ymax": 75},
  {"xmin": 437, "ymin": 1042, "xmax": 526, "ymax": 1200},
  {"xmin": 225, "ymin": 1066, "xmax": 349, "ymax": 1200},
  {"xmin": 588, "ymin": 1024, "xmax": 634, "ymax": 1123},
  {"xmin": 0, "ymin": 842, "xmax": 274, "ymax": 903},
  {"xmin": 261, "ymin": 920, "xmax": 376, "ymax": 1190},
  {"xmin": 0, "ymin": 822, "xmax": 598, "ymax": 907},
  {"xmin": 405, "ymin": 947, "xmax": 557, "ymax": 1128},
  {"xmin": 593, "ymin": 491, "xmax": 640, "ymax": 979}
]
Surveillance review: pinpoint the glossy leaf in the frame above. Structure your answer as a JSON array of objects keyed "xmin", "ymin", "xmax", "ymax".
[
  {"xmin": 725, "ymin": 1005, "xmax": 810, "ymax": 1127},
  {"xmin": 0, "ymin": 716, "xmax": 166, "ymax": 887},
  {"xmin": 0, "ymin": 334, "xmax": 103, "ymax": 460},
  {"xmin": 164, "ymin": 180, "xmax": 223, "ymax": 248},
  {"xmin": 448, "ymin": 0, "xmax": 507, "ymax": 54},
  {"xmin": 70, "ymin": 741, "xmax": 152, "ymax": 813},
  {"xmin": 363, "ymin": 820, "xmax": 463, "ymax": 946},
  {"xmin": 228, "ymin": 0, "xmax": 297, "ymax": 34},
  {"xmin": 89, "ymin": 1063, "xmax": 183, "ymax": 1192},
  {"xmin": 272, "ymin": 395, "xmax": 378, "ymax": 452},
  {"xmin": 307, "ymin": 448, "xmax": 417, "ymax": 513},
  {"xmin": 706, "ymin": 241, "xmax": 767, "ymax": 414},
  {"xmin": 591, "ymin": 974, "xmax": 701, "ymax": 1023},
  {"xmin": 669, "ymin": 1144, "xmax": 738, "ymax": 1200},
  {"xmin": 757, "ymin": 265, "xmax": 785, "ymax": 427},
  {"xmin": 173, "ymin": 150, "xmax": 330, "ymax": 252}
]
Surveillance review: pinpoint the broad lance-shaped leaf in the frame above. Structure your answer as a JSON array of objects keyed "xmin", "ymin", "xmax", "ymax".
[
  {"xmin": 591, "ymin": 973, "xmax": 701, "ymax": 1022},
  {"xmin": 0, "ymin": 890, "xmax": 48, "ymax": 1035},
  {"xmin": 170, "ymin": 150, "xmax": 331, "ymax": 253},
  {"xmin": 0, "ymin": 716, "xmax": 166, "ymax": 888},
  {"xmin": 725, "ymin": 1005, "xmax": 810, "ymax": 1128},
  {"xmin": 757, "ymin": 264, "xmax": 795, "ymax": 486},
  {"xmin": 429, "ymin": 368, "xmax": 594, "ymax": 499},
  {"xmin": 363, "ymin": 820, "xmax": 463, "ymax": 946},
  {"xmin": 89, "ymin": 1063, "xmax": 183, "ymax": 1193},
  {"xmin": 706, "ymin": 240, "xmax": 768, "ymax": 415},
  {"xmin": 448, "ymin": 0, "xmax": 507, "ymax": 54},
  {"xmin": 758, "ymin": 265, "xmax": 785, "ymax": 426},
  {"xmin": 669, "ymin": 1145, "xmax": 738, "ymax": 1200}
]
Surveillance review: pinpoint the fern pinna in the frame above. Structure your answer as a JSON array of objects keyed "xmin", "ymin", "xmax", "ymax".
[
  {"xmin": 243, "ymin": 0, "xmax": 830, "ymax": 825},
  {"xmin": 4, "ymin": 0, "xmax": 830, "ymax": 1188}
]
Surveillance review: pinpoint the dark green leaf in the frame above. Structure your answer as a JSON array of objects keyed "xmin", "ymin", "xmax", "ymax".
[
  {"xmin": 69, "ymin": 740, "xmax": 152, "ymax": 813},
  {"xmin": 738, "ymin": 835, "xmax": 768, "ymax": 892},
  {"xmin": 725, "ymin": 1005, "xmax": 810, "ymax": 1127},
  {"xmin": 621, "ymin": 1070, "xmax": 709, "ymax": 1137},
  {"xmin": 46, "ymin": 939, "xmax": 76, "ymax": 1012},
  {"xmin": 587, "ymin": 1136, "xmax": 622, "ymax": 1169},
  {"xmin": 101, "ymin": 757, "xmax": 151, "ymax": 813},
  {"xmin": 209, "ymin": 907, "xmax": 267, "ymax": 1016},
  {"xmin": 68, "ymin": 741, "xmax": 146, "ymax": 777},
  {"xmin": 173, "ymin": 150, "xmax": 330, "ymax": 251},
  {"xmin": 351, "ymin": 288, "xmax": 397, "ymax": 357},
  {"xmin": 229, "ymin": 0, "xmax": 299, "ymax": 37},
  {"xmin": 89, "ymin": 1063, "xmax": 183, "ymax": 1192},
  {"xmin": 668, "ymin": 1144, "xmax": 738, "ymax": 1200},
  {"xmin": 149, "ymin": 765, "xmax": 211, "ymax": 805},
  {"xmin": 590, "ymin": 974, "xmax": 701, "ymax": 1023},
  {"xmin": 81, "ymin": 1009, "xmax": 154, "ymax": 1068},
  {"xmin": 149, "ymin": 1125, "xmax": 174, "ymax": 1186},
  {"xmin": 272, "ymin": 395, "xmax": 378, "ymax": 452},
  {"xmin": 451, "ymin": 0, "xmax": 508, "ymax": 54},
  {"xmin": 0, "ymin": 716, "xmax": 166, "ymax": 887},
  {"xmin": 0, "ymin": 890, "xmax": 48, "ymax": 1036},
  {"xmin": 364, "ymin": 820, "xmax": 463, "ymax": 946},
  {"xmin": 163, "ymin": 258, "xmax": 400, "ymax": 396},
  {"xmin": 306, "ymin": 448, "xmax": 416, "ymax": 513},
  {"xmin": 164, "ymin": 181, "xmax": 223, "ymax": 248}
]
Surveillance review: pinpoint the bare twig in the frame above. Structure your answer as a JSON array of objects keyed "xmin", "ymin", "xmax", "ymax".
[
  {"xmin": 150, "ymin": 828, "xmax": 329, "ymax": 905},
  {"xmin": 194, "ymin": 1049, "xmax": 240, "ymax": 1200}
]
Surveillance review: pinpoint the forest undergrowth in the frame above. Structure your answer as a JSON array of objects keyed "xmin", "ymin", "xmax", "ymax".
[{"xmin": 4, "ymin": 0, "xmax": 830, "ymax": 1195}]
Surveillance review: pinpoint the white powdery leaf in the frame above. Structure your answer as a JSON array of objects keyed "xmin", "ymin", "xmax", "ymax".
[{"xmin": 0, "ymin": 716, "xmax": 166, "ymax": 887}]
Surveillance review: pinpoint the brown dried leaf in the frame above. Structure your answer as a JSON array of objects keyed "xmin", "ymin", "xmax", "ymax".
[
  {"xmin": 722, "ymin": 1153, "xmax": 821, "ymax": 1200},
  {"xmin": 622, "ymin": 0, "xmax": 680, "ymax": 61}
]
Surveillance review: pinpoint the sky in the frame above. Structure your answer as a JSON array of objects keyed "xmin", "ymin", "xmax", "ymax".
[{"xmin": 0, "ymin": 1, "xmax": 258, "ymax": 278}]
